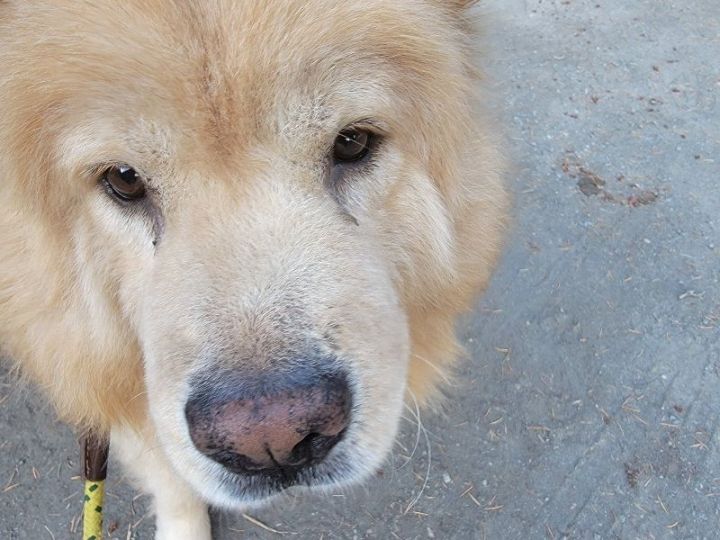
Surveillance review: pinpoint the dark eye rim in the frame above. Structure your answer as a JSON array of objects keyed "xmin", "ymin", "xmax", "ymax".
[{"xmin": 99, "ymin": 164, "xmax": 147, "ymax": 203}]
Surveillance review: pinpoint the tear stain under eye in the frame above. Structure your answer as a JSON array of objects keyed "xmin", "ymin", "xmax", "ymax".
[
  {"xmin": 327, "ymin": 188, "xmax": 359, "ymax": 227},
  {"xmin": 95, "ymin": 167, "xmax": 165, "ymax": 248},
  {"xmin": 343, "ymin": 211, "xmax": 359, "ymax": 227},
  {"xmin": 135, "ymin": 198, "xmax": 164, "ymax": 249},
  {"xmin": 150, "ymin": 208, "xmax": 165, "ymax": 248},
  {"xmin": 326, "ymin": 140, "xmax": 382, "ymax": 227}
]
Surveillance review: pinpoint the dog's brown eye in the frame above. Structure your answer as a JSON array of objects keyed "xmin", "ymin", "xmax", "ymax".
[
  {"xmin": 103, "ymin": 165, "xmax": 146, "ymax": 201},
  {"xmin": 333, "ymin": 129, "xmax": 371, "ymax": 163}
]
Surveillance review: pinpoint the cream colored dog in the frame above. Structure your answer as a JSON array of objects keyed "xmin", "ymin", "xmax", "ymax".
[{"xmin": 0, "ymin": 1, "xmax": 508, "ymax": 537}]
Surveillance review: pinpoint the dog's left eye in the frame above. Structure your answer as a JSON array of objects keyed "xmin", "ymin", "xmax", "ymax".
[
  {"xmin": 102, "ymin": 165, "xmax": 147, "ymax": 201},
  {"xmin": 333, "ymin": 129, "xmax": 372, "ymax": 163}
]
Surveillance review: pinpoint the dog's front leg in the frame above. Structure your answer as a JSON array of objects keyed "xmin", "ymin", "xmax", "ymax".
[{"xmin": 111, "ymin": 425, "xmax": 212, "ymax": 540}]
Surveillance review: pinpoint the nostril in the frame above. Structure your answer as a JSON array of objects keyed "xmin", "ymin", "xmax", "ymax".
[
  {"xmin": 287, "ymin": 434, "xmax": 314, "ymax": 467},
  {"xmin": 206, "ymin": 448, "xmax": 270, "ymax": 476},
  {"xmin": 288, "ymin": 430, "xmax": 345, "ymax": 468}
]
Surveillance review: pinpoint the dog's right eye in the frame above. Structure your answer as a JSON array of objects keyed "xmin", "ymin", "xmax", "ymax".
[
  {"xmin": 333, "ymin": 129, "xmax": 373, "ymax": 163},
  {"xmin": 102, "ymin": 165, "xmax": 147, "ymax": 201}
]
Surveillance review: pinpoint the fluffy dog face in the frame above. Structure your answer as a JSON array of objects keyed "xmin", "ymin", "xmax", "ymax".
[{"xmin": 0, "ymin": 0, "xmax": 506, "ymax": 507}]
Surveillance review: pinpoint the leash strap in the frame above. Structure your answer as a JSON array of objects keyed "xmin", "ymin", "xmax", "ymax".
[{"xmin": 83, "ymin": 432, "xmax": 110, "ymax": 540}]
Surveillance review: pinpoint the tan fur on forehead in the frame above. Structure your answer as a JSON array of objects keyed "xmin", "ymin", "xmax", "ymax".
[
  {"xmin": 1, "ymin": 0, "xmax": 474, "ymax": 190},
  {"xmin": 0, "ymin": 0, "xmax": 508, "ymax": 434}
]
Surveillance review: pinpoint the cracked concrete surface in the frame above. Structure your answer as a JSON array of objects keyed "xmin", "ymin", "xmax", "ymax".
[{"xmin": 1, "ymin": 0, "xmax": 719, "ymax": 538}]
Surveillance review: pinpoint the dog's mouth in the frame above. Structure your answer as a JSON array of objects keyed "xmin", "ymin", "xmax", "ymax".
[
  {"xmin": 167, "ymin": 431, "xmax": 373, "ymax": 509},
  {"xmin": 213, "ymin": 444, "xmax": 356, "ymax": 502}
]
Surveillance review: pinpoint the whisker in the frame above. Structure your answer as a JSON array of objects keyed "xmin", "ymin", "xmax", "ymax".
[
  {"xmin": 412, "ymin": 353, "xmax": 451, "ymax": 385},
  {"xmin": 403, "ymin": 390, "xmax": 431, "ymax": 514},
  {"xmin": 396, "ymin": 403, "xmax": 423, "ymax": 468}
]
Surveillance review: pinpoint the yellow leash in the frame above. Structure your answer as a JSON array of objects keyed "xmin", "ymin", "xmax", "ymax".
[
  {"xmin": 83, "ymin": 433, "xmax": 110, "ymax": 540},
  {"xmin": 83, "ymin": 479, "xmax": 105, "ymax": 539}
]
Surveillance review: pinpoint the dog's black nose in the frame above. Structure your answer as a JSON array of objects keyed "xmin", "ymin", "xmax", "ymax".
[{"xmin": 185, "ymin": 369, "xmax": 351, "ymax": 476}]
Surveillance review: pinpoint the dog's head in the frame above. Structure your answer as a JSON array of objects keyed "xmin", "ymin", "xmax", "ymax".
[{"xmin": 0, "ymin": 0, "xmax": 506, "ymax": 506}]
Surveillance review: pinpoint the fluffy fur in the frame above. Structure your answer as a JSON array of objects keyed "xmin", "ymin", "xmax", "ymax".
[{"xmin": 0, "ymin": 1, "xmax": 508, "ymax": 537}]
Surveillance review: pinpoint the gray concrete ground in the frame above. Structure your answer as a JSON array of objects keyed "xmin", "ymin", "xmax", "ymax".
[{"xmin": 2, "ymin": 0, "xmax": 719, "ymax": 538}]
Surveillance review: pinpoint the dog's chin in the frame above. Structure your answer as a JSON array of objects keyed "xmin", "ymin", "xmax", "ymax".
[
  {"xmin": 218, "ymin": 456, "xmax": 360, "ymax": 507},
  {"xmin": 176, "ymin": 444, "xmax": 381, "ymax": 509}
]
